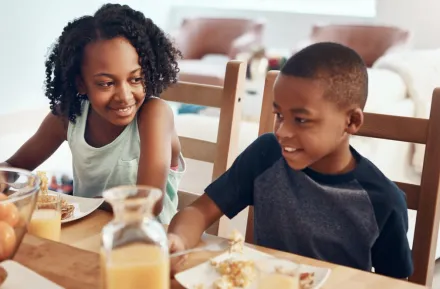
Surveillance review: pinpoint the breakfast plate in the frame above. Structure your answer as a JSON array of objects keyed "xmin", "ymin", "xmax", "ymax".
[
  {"xmin": 175, "ymin": 245, "xmax": 331, "ymax": 289},
  {"xmin": 57, "ymin": 192, "xmax": 104, "ymax": 224}
]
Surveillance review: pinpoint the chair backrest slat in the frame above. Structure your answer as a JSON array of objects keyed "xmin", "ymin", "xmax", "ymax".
[
  {"xmin": 161, "ymin": 82, "xmax": 224, "ymax": 108},
  {"xmin": 359, "ymin": 113, "xmax": 428, "ymax": 144},
  {"xmin": 179, "ymin": 137, "xmax": 217, "ymax": 163}
]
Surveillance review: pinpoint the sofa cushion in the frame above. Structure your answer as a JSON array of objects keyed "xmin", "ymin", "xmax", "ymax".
[{"xmin": 178, "ymin": 60, "xmax": 226, "ymax": 86}]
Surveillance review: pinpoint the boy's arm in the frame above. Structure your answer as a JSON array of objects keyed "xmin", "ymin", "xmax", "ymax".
[
  {"xmin": 168, "ymin": 194, "xmax": 223, "ymax": 250},
  {"xmin": 168, "ymin": 134, "xmax": 280, "ymax": 250},
  {"xmin": 3, "ymin": 112, "xmax": 67, "ymax": 171}
]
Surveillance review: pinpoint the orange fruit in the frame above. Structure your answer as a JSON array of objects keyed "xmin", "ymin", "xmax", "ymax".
[
  {"xmin": 0, "ymin": 221, "xmax": 16, "ymax": 260},
  {"xmin": 0, "ymin": 193, "xmax": 19, "ymax": 227}
]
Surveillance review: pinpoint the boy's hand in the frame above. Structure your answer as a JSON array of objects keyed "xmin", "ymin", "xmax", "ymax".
[{"xmin": 168, "ymin": 233, "xmax": 188, "ymax": 277}]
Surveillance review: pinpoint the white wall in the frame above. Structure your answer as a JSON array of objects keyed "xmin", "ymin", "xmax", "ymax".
[
  {"xmin": 376, "ymin": 0, "xmax": 440, "ymax": 49},
  {"xmin": 1, "ymin": 0, "xmax": 439, "ymax": 115},
  {"xmin": 0, "ymin": 0, "xmax": 171, "ymax": 115}
]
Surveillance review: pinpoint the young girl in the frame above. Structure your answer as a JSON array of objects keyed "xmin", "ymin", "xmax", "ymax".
[{"xmin": 0, "ymin": 3, "xmax": 184, "ymax": 224}]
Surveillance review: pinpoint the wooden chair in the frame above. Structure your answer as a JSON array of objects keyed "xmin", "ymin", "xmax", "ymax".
[
  {"xmin": 161, "ymin": 60, "xmax": 246, "ymax": 235},
  {"xmin": 245, "ymin": 71, "xmax": 440, "ymax": 287}
]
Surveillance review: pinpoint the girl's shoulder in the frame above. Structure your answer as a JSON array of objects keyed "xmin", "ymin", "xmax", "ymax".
[
  {"xmin": 138, "ymin": 97, "xmax": 174, "ymax": 123},
  {"xmin": 50, "ymin": 105, "xmax": 71, "ymax": 132},
  {"xmin": 136, "ymin": 97, "xmax": 177, "ymax": 144}
]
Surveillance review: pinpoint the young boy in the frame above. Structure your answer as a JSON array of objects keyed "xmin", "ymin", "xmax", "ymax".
[{"xmin": 168, "ymin": 42, "xmax": 413, "ymax": 278}]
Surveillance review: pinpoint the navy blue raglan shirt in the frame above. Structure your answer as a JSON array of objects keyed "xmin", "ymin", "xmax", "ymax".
[{"xmin": 206, "ymin": 133, "xmax": 413, "ymax": 278}]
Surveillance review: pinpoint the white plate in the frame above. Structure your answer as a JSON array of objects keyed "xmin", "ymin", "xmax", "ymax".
[
  {"xmin": 175, "ymin": 246, "xmax": 331, "ymax": 289},
  {"xmin": 55, "ymin": 192, "xmax": 104, "ymax": 224},
  {"xmin": 0, "ymin": 260, "xmax": 64, "ymax": 289}
]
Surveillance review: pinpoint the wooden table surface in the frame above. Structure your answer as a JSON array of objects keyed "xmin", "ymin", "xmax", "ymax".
[{"xmin": 14, "ymin": 210, "xmax": 426, "ymax": 289}]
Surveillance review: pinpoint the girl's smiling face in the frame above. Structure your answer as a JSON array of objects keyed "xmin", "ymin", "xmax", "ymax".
[{"xmin": 77, "ymin": 36, "xmax": 146, "ymax": 127}]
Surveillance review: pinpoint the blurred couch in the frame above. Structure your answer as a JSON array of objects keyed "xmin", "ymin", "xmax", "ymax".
[
  {"xmin": 170, "ymin": 17, "xmax": 265, "ymax": 86},
  {"xmin": 294, "ymin": 24, "xmax": 410, "ymax": 67}
]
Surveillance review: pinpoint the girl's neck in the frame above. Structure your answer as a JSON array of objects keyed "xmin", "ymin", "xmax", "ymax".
[{"xmin": 85, "ymin": 107, "xmax": 127, "ymax": 148}]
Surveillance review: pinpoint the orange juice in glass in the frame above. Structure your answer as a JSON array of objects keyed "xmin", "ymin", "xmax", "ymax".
[
  {"xmin": 101, "ymin": 186, "xmax": 169, "ymax": 289},
  {"xmin": 28, "ymin": 192, "xmax": 61, "ymax": 241}
]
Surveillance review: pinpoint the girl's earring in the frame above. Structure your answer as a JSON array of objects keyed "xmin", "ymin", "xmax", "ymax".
[{"xmin": 76, "ymin": 93, "xmax": 87, "ymax": 99}]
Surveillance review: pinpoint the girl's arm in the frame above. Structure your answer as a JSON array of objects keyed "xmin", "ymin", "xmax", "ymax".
[
  {"xmin": 137, "ymin": 98, "xmax": 180, "ymax": 216},
  {"xmin": 2, "ymin": 112, "xmax": 67, "ymax": 171}
]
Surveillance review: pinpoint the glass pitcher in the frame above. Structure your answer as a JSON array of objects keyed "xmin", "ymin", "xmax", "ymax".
[{"xmin": 100, "ymin": 185, "xmax": 169, "ymax": 289}]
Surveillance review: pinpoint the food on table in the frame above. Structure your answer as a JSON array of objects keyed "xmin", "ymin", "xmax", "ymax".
[
  {"xmin": 199, "ymin": 229, "xmax": 315, "ymax": 289},
  {"xmin": 211, "ymin": 258, "xmax": 256, "ymax": 288},
  {"xmin": 0, "ymin": 221, "xmax": 16, "ymax": 260},
  {"xmin": 258, "ymin": 273, "xmax": 299, "ymax": 289},
  {"xmin": 213, "ymin": 275, "xmax": 233, "ymax": 289},
  {"xmin": 275, "ymin": 266, "xmax": 315, "ymax": 289},
  {"xmin": 0, "ymin": 193, "xmax": 19, "ymax": 227},
  {"xmin": 36, "ymin": 171, "xmax": 74, "ymax": 220},
  {"xmin": 37, "ymin": 171, "xmax": 49, "ymax": 193},
  {"xmin": 0, "ymin": 265, "xmax": 7, "ymax": 286},
  {"xmin": 299, "ymin": 272, "xmax": 314, "ymax": 289},
  {"xmin": 209, "ymin": 259, "xmax": 315, "ymax": 289},
  {"xmin": 61, "ymin": 199, "xmax": 75, "ymax": 220},
  {"xmin": 228, "ymin": 230, "xmax": 244, "ymax": 254},
  {"xmin": 207, "ymin": 230, "xmax": 255, "ymax": 288}
]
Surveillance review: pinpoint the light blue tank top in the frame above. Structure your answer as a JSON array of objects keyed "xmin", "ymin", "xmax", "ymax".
[{"xmin": 67, "ymin": 100, "xmax": 185, "ymax": 224}]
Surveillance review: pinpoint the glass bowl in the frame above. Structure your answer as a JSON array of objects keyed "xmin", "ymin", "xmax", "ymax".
[{"xmin": 0, "ymin": 167, "xmax": 40, "ymax": 261}]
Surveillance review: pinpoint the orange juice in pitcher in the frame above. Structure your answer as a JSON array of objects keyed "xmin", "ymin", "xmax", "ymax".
[
  {"xmin": 100, "ymin": 186, "xmax": 169, "ymax": 289},
  {"xmin": 101, "ymin": 244, "xmax": 169, "ymax": 289}
]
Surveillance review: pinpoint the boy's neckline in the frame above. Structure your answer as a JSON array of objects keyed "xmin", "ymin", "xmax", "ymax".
[{"xmin": 301, "ymin": 146, "xmax": 362, "ymax": 185}]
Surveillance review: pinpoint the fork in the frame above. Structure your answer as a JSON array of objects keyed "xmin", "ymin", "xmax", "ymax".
[
  {"xmin": 170, "ymin": 240, "xmax": 230, "ymax": 258},
  {"xmin": 0, "ymin": 181, "xmax": 28, "ymax": 190},
  {"xmin": 0, "ymin": 182, "xmax": 30, "ymax": 200}
]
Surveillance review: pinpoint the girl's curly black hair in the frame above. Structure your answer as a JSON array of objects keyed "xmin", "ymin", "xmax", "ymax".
[{"xmin": 45, "ymin": 3, "xmax": 181, "ymax": 123}]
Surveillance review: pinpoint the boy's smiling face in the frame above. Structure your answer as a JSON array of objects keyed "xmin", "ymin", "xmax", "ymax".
[{"xmin": 273, "ymin": 74, "xmax": 361, "ymax": 173}]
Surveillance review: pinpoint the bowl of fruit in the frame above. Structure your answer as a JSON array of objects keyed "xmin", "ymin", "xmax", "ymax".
[{"xmin": 0, "ymin": 167, "xmax": 40, "ymax": 261}]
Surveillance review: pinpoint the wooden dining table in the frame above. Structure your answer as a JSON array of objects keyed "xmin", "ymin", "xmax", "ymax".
[{"xmin": 13, "ymin": 210, "xmax": 426, "ymax": 289}]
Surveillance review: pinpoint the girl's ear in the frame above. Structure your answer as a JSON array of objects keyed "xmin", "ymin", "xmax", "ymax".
[
  {"xmin": 346, "ymin": 108, "xmax": 364, "ymax": 135},
  {"xmin": 76, "ymin": 76, "xmax": 87, "ymax": 95}
]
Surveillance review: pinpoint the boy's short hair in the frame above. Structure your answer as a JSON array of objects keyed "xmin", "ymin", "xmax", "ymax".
[{"xmin": 281, "ymin": 42, "xmax": 368, "ymax": 109}]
